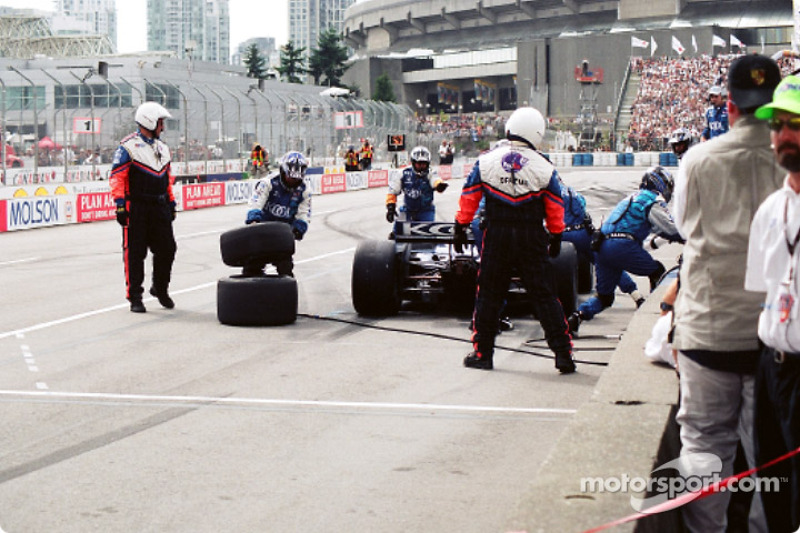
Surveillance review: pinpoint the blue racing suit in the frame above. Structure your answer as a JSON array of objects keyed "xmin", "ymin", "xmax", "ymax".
[
  {"xmin": 701, "ymin": 104, "xmax": 729, "ymax": 141},
  {"xmin": 387, "ymin": 166, "xmax": 444, "ymax": 235},
  {"xmin": 561, "ymin": 185, "xmax": 638, "ymax": 295},
  {"xmin": 576, "ymin": 188, "xmax": 681, "ymax": 320},
  {"xmin": 244, "ymin": 171, "xmax": 311, "ymax": 275}
]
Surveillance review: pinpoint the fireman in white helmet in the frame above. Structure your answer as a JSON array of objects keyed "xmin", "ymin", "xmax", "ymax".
[
  {"xmin": 453, "ymin": 106, "xmax": 576, "ymax": 374},
  {"xmin": 110, "ymin": 101, "xmax": 177, "ymax": 313}
]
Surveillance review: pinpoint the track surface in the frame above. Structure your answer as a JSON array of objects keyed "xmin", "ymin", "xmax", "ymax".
[{"xmin": 0, "ymin": 168, "xmax": 680, "ymax": 532}]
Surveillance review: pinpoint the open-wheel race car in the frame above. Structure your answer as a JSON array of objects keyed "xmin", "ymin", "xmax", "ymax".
[{"xmin": 351, "ymin": 221, "xmax": 589, "ymax": 317}]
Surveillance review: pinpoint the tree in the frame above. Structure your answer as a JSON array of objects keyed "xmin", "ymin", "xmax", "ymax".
[
  {"xmin": 243, "ymin": 44, "xmax": 266, "ymax": 79},
  {"xmin": 307, "ymin": 27, "xmax": 350, "ymax": 87},
  {"xmin": 277, "ymin": 40, "xmax": 307, "ymax": 84},
  {"xmin": 372, "ymin": 73, "xmax": 396, "ymax": 102}
]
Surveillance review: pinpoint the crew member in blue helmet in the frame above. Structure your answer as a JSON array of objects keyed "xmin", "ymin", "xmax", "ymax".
[
  {"xmin": 560, "ymin": 183, "xmax": 645, "ymax": 307},
  {"xmin": 244, "ymin": 151, "xmax": 311, "ymax": 277},
  {"xmin": 567, "ymin": 166, "xmax": 683, "ymax": 334}
]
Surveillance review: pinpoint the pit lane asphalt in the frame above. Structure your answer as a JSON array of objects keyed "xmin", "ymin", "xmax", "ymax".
[{"xmin": 0, "ymin": 167, "xmax": 681, "ymax": 532}]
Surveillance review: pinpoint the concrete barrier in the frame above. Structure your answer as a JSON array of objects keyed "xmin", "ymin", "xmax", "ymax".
[{"xmin": 506, "ymin": 282, "xmax": 683, "ymax": 532}]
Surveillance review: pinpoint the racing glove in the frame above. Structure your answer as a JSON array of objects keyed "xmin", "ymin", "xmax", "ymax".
[
  {"xmin": 292, "ymin": 227, "xmax": 304, "ymax": 241},
  {"xmin": 169, "ymin": 201, "xmax": 177, "ymax": 221},
  {"xmin": 115, "ymin": 199, "xmax": 128, "ymax": 227},
  {"xmin": 548, "ymin": 233, "xmax": 562, "ymax": 258},
  {"xmin": 245, "ymin": 209, "xmax": 264, "ymax": 225},
  {"xmin": 434, "ymin": 180, "xmax": 448, "ymax": 193},
  {"xmin": 453, "ymin": 221, "xmax": 469, "ymax": 254},
  {"xmin": 386, "ymin": 203, "xmax": 397, "ymax": 223}
]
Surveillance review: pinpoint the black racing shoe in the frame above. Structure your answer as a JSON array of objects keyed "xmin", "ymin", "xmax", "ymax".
[
  {"xmin": 149, "ymin": 287, "xmax": 175, "ymax": 309},
  {"xmin": 567, "ymin": 312, "xmax": 582, "ymax": 335},
  {"xmin": 498, "ymin": 316, "xmax": 514, "ymax": 332},
  {"xmin": 635, "ymin": 297, "xmax": 646, "ymax": 309},
  {"xmin": 463, "ymin": 352, "xmax": 493, "ymax": 370},
  {"xmin": 555, "ymin": 352, "xmax": 577, "ymax": 374},
  {"xmin": 130, "ymin": 299, "xmax": 146, "ymax": 313}
]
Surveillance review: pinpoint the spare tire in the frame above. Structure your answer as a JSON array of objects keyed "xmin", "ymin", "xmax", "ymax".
[
  {"xmin": 352, "ymin": 239, "xmax": 401, "ymax": 316},
  {"xmin": 551, "ymin": 241, "xmax": 579, "ymax": 315},
  {"xmin": 220, "ymin": 222, "xmax": 295, "ymax": 267},
  {"xmin": 217, "ymin": 274, "xmax": 298, "ymax": 326}
]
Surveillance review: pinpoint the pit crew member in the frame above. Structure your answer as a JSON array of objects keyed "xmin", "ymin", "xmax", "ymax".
[{"xmin": 245, "ymin": 151, "xmax": 311, "ymax": 277}]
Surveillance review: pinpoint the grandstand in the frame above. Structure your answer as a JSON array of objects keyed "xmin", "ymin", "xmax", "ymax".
[
  {"xmin": 0, "ymin": 14, "xmax": 113, "ymax": 58},
  {"xmin": 343, "ymin": 0, "xmax": 793, "ymax": 150}
]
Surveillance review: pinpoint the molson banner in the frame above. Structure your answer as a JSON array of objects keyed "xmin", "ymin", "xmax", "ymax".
[{"xmin": 5, "ymin": 195, "xmax": 76, "ymax": 230}]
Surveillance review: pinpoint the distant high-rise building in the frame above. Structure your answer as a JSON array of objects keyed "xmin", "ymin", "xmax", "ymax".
[
  {"xmin": 232, "ymin": 37, "xmax": 276, "ymax": 67},
  {"xmin": 289, "ymin": 0, "xmax": 354, "ymax": 55},
  {"xmin": 52, "ymin": 0, "xmax": 117, "ymax": 51},
  {"xmin": 147, "ymin": 0, "xmax": 230, "ymax": 64}
]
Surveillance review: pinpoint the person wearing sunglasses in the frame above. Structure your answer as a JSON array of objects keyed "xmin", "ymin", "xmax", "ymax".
[
  {"xmin": 671, "ymin": 54, "xmax": 783, "ymax": 533},
  {"xmin": 745, "ymin": 74, "xmax": 800, "ymax": 533}
]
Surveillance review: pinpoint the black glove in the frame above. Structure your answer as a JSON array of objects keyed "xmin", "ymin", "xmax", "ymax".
[
  {"xmin": 548, "ymin": 233, "xmax": 562, "ymax": 258},
  {"xmin": 584, "ymin": 214, "xmax": 595, "ymax": 234},
  {"xmin": 170, "ymin": 201, "xmax": 177, "ymax": 221},
  {"xmin": 435, "ymin": 181, "xmax": 448, "ymax": 193},
  {"xmin": 386, "ymin": 203, "xmax": 397, "ymax": 223},
  {"xmin": 292, "ymin": 228, "xmax": 304, "ymax": 241},
  {"xmin": 115, "ymin": 202, "xmax": 128, "ymax": 227},
  {"xmin": 453, "ymin": 222, "xmax": 468, "ymax": 254}
]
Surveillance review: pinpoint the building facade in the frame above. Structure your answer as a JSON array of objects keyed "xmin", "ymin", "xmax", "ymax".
[
  {"xmin": 232, "ymin": 37, "xmax": 277, "ymax": 68},
  {"xmin": 52, "ymin": 0, "xmax": 117, "ymax": 51},
  {"xmin": 146, "ymin": 0, "xmax": 231, "ymax": 64},
  {"xmin": 289, "ymin": 0, "xmax": 355, "ymax": 56}
]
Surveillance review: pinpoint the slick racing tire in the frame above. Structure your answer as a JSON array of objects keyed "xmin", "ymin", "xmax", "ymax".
[
  {"xmin": 217, "ymin": 274, "xmax": 298, "ymax": 326},
  {"xmin": 577, "ymin": 255, "xmax": 594, "ymax": 294},
  {"xmin": 352, "ymin": 239, "xmax": 401, "ymax": 316},
  {"xmin": 551, "ymin": 241, "xmax": 579, "ymax": 316},
  {"xmin": 220, "ymin": 222, "xmax": 295, "ymax": 267}
]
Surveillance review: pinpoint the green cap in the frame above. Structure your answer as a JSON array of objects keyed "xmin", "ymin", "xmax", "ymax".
[{"xmin": 755, "ymin": 75, "xmax": 800, "ymax": 120}]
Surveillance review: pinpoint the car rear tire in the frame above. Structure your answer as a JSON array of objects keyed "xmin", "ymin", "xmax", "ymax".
[
  {"xmin": 352, "ymin": 239, "xmax": 401, "ymax": 316},
  {"xmin": 217, "ymin": 274, "xmax": 298, "ymax": 326},
  {"xmin": 220, "ymin": 222, "xmax": 295, "ymax": 267},
  {"xmin": 577, "ymin": 255, "xmax": 594, "ymax": 294},
  {"xmin": 552, "ymin": 241, "xmax": 579, "ymax": 315}
]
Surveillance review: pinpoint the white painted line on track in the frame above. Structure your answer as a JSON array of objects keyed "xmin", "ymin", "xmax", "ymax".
[
  {"xmin": 0, "ymin": 247, "xmax": 356, "ymax": 340},
  {"xmin": 0, "ymin": 257, "xmax": 39, "ymax": 267},
  {"xmin": 0, "ymin": 389, "xmax": 576, "ymax": 416}
]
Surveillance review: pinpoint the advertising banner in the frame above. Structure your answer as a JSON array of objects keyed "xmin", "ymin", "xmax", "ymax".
[
  {"xmin": 76, "ymin": 191, "xmax": 116, "ymax": 222},
  {"xmin": 0, "ymin": 199, "xmax": 6, "ymax": 232},
  {"xmin": 321, "ymin": 173, "xmax": 347, "ymax": 194},
  {"xmin": 182, "ymin": 182, "xmax": 226, "ymax": 210},
  {"xmin": 5, "ymin": 195, "xmax": 76, "ymax": 231},
  {"xmin": 438, "ymin": 165, "xmax": 452, "ymax": 181},
  {"xmin": 225, "ymin": 180, "xmax": 256, "ymax": 205},
  {"xmin": 367, "ymin": 170, "xmax": 389, "ymax": 188},
  {"xmin": 346, "ymin": 171, "xmax": 368, "ymax": 191}
]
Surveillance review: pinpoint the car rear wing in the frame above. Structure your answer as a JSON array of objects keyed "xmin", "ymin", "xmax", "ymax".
[{"xmin": 394, "ymin": 221, "xmax": 475, "ymax": 244}]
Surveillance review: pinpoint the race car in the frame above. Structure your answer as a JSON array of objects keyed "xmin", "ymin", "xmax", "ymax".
[{"xmin": 351, "ymin": 221, "xmax": 588, "ymax": 317}]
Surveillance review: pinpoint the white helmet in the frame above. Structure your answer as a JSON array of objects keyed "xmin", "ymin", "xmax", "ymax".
[
  {"xmin": 409, "ymin": 145, "xmax": 431, "ymax": 177},
  {"xmin": 505, "ymin": 107, "xmax": 546, "ymax": 149},
  {"xmin": 135, "ymin": 102, "xmax": 172, "ymax": 131}
]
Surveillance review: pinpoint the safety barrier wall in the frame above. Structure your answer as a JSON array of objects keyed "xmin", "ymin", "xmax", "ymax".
[
  {"xmin": 0, "ymin": 159, "xmax": 475, "ymax": 233},
  {"xmin": 0, "ymin": 151, "xmax": 679, "ymax": 190}
]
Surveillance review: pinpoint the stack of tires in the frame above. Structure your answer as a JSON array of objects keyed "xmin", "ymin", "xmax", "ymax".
[{"xmin": 217, "ymin": 222, "xmax": 298, "ymax": 326}]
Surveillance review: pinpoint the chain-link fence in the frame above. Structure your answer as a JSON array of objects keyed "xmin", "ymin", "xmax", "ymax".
[{"xmin": 0, "ymin": 64, "xmax": 417, "ymax": 184}]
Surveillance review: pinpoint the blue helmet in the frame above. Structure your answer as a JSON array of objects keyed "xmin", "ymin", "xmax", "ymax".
[
  {"xmin": 280, "ymin": 151, "xmax": 308, "ymax": 186},
  {"xmin": 640, "ymin": 166, "xmax": 674, "ymax": 202}
]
